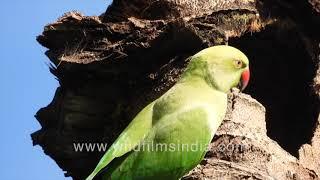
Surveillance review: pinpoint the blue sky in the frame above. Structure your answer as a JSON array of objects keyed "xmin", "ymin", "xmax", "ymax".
[{"xmin": 1, "ymin": 1, "xmax": 111, "ymax": 179}]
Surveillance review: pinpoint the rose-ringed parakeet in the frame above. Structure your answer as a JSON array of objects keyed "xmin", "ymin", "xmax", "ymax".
[{"xmin": 86, "ymin": 45, "xmax": 250, "ymax": 180}]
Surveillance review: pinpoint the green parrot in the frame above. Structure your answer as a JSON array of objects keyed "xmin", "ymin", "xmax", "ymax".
[{"xmin": 86, "ymin": 45, "xmax": 250, "ymax": 180}]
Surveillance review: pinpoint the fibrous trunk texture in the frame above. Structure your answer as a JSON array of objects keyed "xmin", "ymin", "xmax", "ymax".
[{"xmin": 32, "ymin": 0, "xmax": 320, "ymax": 179}]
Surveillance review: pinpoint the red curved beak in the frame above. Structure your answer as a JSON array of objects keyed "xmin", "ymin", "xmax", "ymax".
[{"xmin": 239, "ymin": 68, "xmax": 250, "ymax": 91}]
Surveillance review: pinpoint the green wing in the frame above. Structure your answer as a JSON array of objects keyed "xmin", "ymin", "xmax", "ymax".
[
  {"xmin": 85, "ymin": 102, "xmax": 155, "ymax": 180},
  {"xmin": 101, "ymin": 106, "xmax": 220, "ymax": 180}
]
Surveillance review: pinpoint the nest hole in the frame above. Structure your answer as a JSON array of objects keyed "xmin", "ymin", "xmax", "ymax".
[{"xmin": 229, "ymin": 25, "xmax": 319, "ymax": 157}]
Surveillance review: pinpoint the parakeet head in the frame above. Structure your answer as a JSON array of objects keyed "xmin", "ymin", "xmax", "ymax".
[{"xmin": 182, "ymin": 45, "xmax": 250, "ymax": 93}]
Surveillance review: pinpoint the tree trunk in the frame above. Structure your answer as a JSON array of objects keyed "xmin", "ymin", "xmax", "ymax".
[{"xmin": 32, "ymin": 0, "xmax": 320, "ymax": 179}]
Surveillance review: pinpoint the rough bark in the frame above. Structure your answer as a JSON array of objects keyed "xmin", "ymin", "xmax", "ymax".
[
  {"xmin": 32, "ymin": 0, "xmax": 320, "ymax": 179},
  {"xmin": 184, "ymin": 91, "xmax": 319, "ymax": 179}
]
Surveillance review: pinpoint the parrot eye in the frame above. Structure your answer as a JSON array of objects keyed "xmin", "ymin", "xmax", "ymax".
[{"xmin": 233, "ymin": 59, "xmax": 243, "ymax": 69}]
